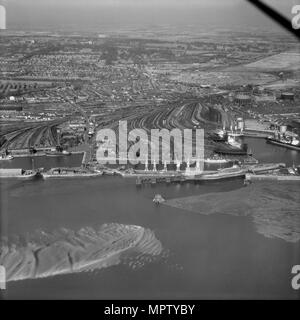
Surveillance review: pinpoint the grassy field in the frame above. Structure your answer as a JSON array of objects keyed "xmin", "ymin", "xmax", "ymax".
[{"xmin": 245, "ymin": 52, "xmax": 300, "ymax": 71}]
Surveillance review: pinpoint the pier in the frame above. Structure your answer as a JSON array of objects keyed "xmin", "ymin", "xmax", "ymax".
[{"xmin": 133, "ymin": 161, "xmax": 286, "ymax": 185}]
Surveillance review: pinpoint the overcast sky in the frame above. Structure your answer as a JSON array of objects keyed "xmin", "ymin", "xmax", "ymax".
[
  {"xmin": 0, "ymin": 0, "xmax": 297, "ymax": 7},
  {"xmin": 1, "ymin": 0, "xmax": 298, "ymax": 32}
]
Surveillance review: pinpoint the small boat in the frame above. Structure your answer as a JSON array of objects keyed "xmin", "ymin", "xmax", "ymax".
[
  {"xmin": 153, "ymin": 194, "xmax": 165, "ymax": 204},
  {"xmin": 0, "ymin": 154, "xmax": 14, "ymax": 161}
]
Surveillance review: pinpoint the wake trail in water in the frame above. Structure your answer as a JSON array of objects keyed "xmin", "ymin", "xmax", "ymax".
[{"xmin": 0, "ymin": 223, "xmax": 163, "ymax": 282}]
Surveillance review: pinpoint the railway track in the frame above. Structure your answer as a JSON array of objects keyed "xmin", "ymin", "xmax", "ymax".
[{"xmin": 0, "ymin": 120, "xmax": 65, "ymax": 151}]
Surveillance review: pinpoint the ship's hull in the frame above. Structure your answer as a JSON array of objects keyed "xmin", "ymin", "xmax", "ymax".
[
  {"xmin": 214, "ymin": 147, "xmax": 248, "ymax": 156},
  {"xmin": 211, "ymin": 136, "xmax": 227, "ymax": 142},
  {"xmin": 244, "ymin": 163, "xmax": 285, "ymax": 174},
  {"xmin": 42, "ymin": 172, "xmax": 103, "ymax": 179},
  {"xmin": 0, "ymin": 173, "xmax": 38, "ymax": 180},
  {"xmin": 266, "ymin": 138, "xmax": 300, "ymax": 151},
  {"xmin": 192, "ymin": 169, "xmax": 246, "ymax": 181}
]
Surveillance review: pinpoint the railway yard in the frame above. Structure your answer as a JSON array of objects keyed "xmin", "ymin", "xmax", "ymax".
[{"xmin": 0, "ymin": 28, "xmax": 300, "ymax": 164}]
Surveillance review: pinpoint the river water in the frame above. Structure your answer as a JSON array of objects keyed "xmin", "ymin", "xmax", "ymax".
[
  {"xmin": 0, "ymin": 138, "xmax": 299, "ymax": 299},
  {"xmin": 0, "ymin": 154, "xmax": 84, "ymax": 171}
]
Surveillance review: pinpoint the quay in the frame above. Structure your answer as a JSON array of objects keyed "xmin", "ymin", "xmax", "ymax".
[
  {"xmin": 131, "ymin": 162, "xmax": 286, "ymax": 185},
  {"xmin": 245, "ymin": 173, "xmax": 300, "ymax": 181}
]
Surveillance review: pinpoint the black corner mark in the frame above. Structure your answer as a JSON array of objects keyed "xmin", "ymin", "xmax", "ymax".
[{"xmin": 246, "ymin": 0, "xmax": 300, "ymax": 40}]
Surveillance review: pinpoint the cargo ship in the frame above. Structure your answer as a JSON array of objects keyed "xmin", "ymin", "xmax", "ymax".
[
  {"xmin": 243, "ymin": 163, "xmax": 286, "ymax": 174},
  {"xmin": 214, "ymin": 143, "xmax": 249, "ymax": 156},
  {"xmin": 214, "ymin": 131, "xmax": 249, "ymax": 156},
  {"xmin": 266, "ymin": 135, "xmax": 300, "ymax": 151},
  {"xmin": 0, "ymin": 168, "xmax": 40, "ymax": 179}
]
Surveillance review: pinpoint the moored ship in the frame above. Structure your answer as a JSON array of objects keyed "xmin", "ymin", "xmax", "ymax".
[
  {"xmin": 42, "ymin": 167, "xmax": 103, "ymax": 179},
  {"xmin": 227, "ymin": 135, "xmax": 242, "ymax": 149},
  {"xmin": 243, "ymin": 162, "xmax": 286, "ymax": 174},
  {"xmin": 266, "ymin": 135, "xmax": 300, "ymax": 151},
  {"xmin": 214, "ymin": 143, "xmax": 249, "ymax": 156},
  {"xmin": 214, "ymin": 131, "xmax": 249, "ymax": 156},
  {"xmin": 0, "ymin": 168, "xmax": 41, "ymax": 179}
]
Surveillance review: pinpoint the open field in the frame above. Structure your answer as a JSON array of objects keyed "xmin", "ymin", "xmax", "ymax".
[{"xmin": 245, "ymin": 52, "xmax": 300, "ymax": 71}]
